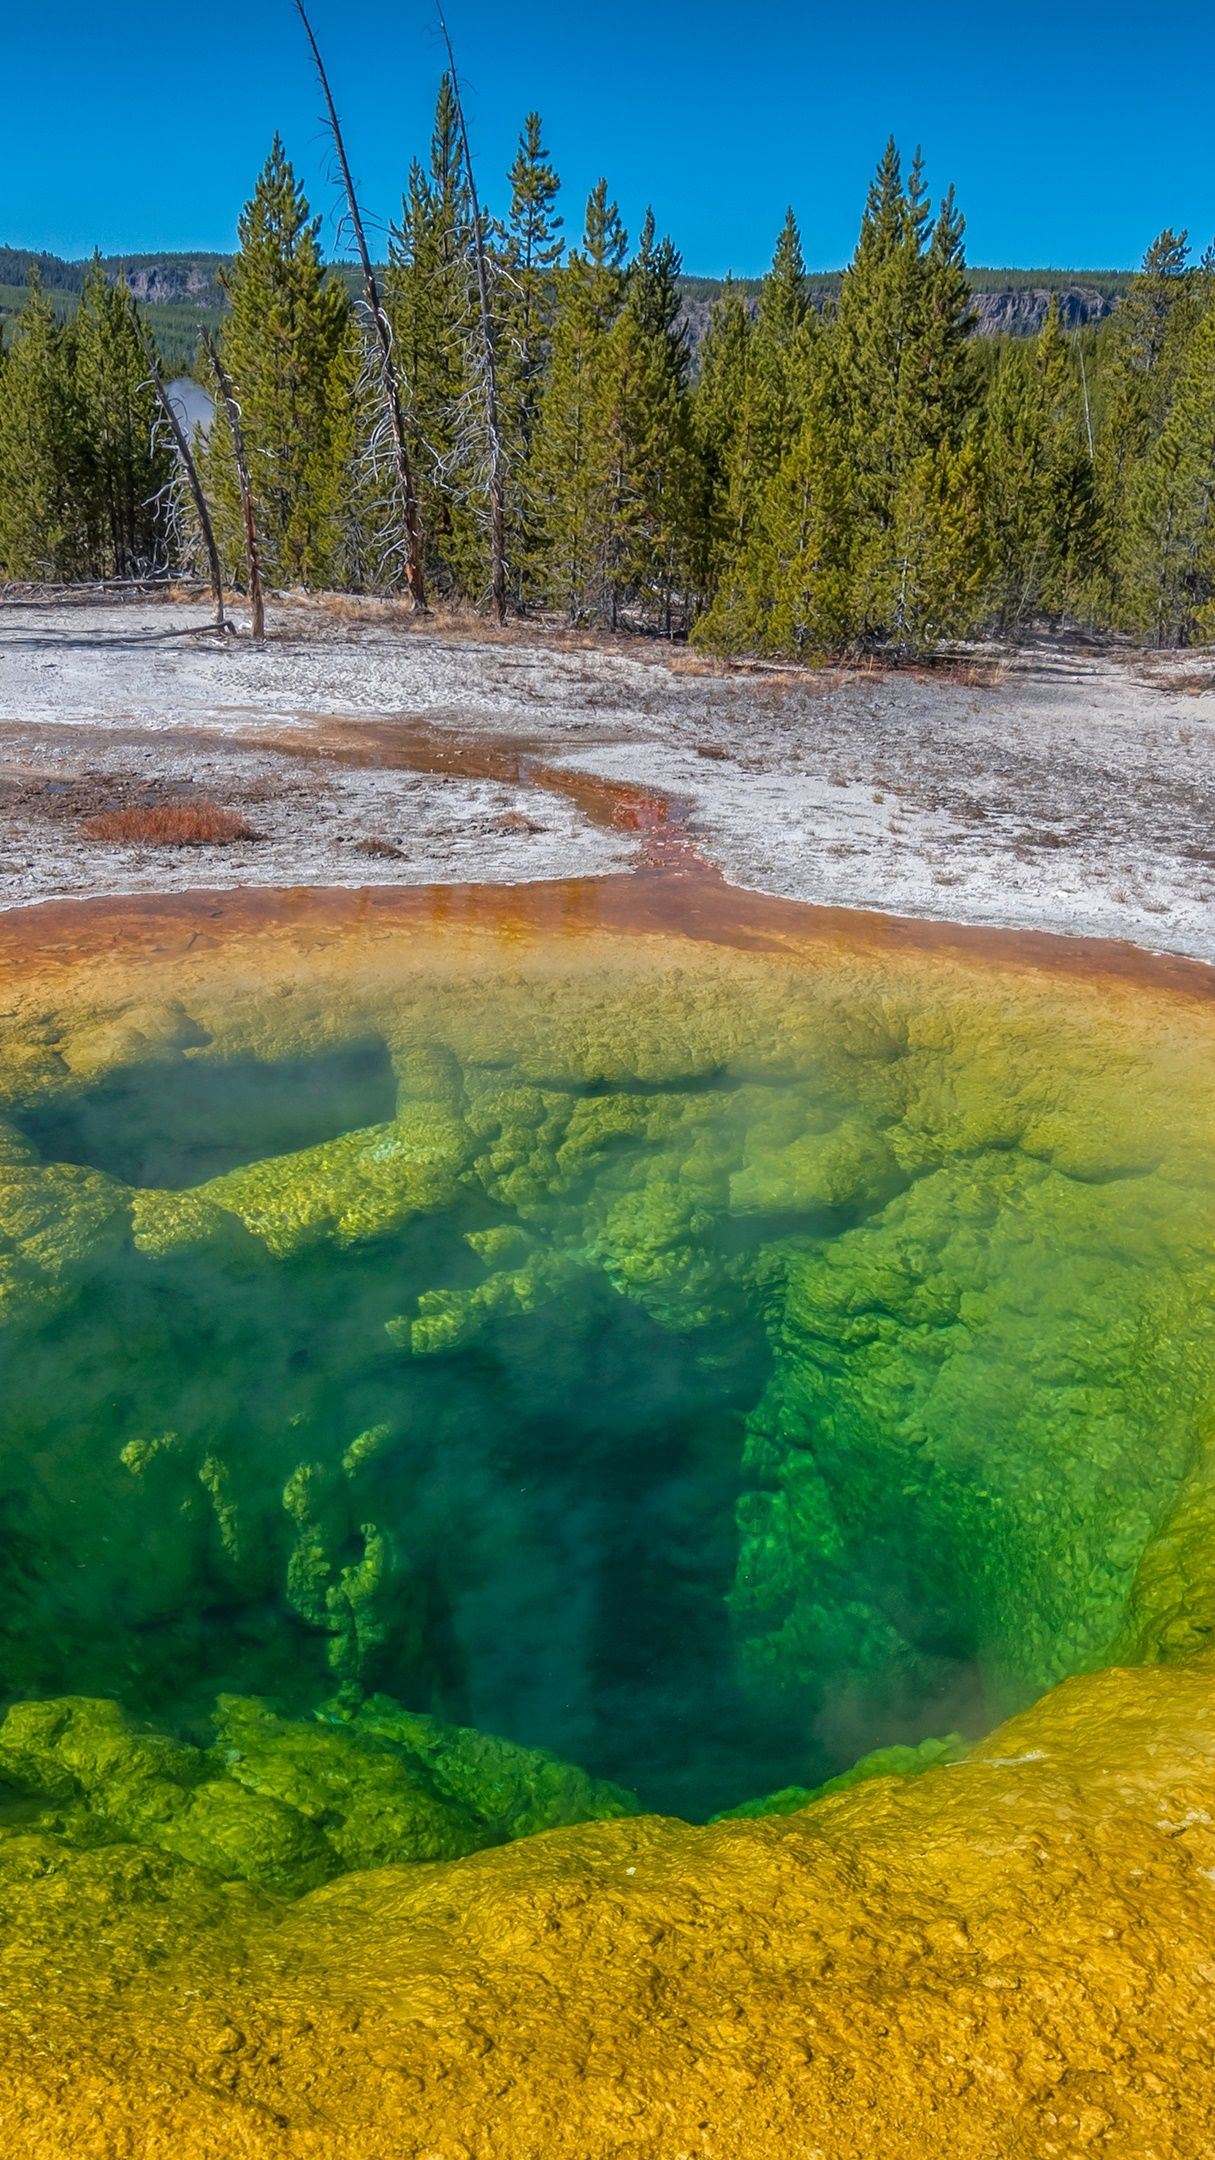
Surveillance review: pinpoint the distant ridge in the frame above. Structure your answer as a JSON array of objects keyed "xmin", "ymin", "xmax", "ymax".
[
  {"xmin": 0, "ymin": 244, "xmax": 1131, "ymax": 369},
  {"xmin": 678, "ymin": 269, "xmax": 1127, "ymax": 344}
]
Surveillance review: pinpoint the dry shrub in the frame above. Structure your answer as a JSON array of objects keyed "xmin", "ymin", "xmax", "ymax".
[
  {"xmin": 958, "ymin": 659, "xmax": 1008, "ymax": 688},
  {"xmin": 354, "ymin": 835, "xmax": 405, "ymax": 858},
  {"xmin": 667, "ymin": 652, "xmax": 726, "ymax": 678},
  {"xmin": 294, "ymin": 589, "xmax": 706, "ymax": 667},
  {"xmin": 763, "ymin": 668, "xmax": 814, "ymax": 691},
  {"xmin": 81, "ymin": 804, "xmax": 258, "ymax": 846},
  {"xmin": 843, "ymin": 651, "xmax": 1007, "ymax": 689},
  {"xmin": 304, "ymin": 593, "xmax": 420, "ymax": 632}
]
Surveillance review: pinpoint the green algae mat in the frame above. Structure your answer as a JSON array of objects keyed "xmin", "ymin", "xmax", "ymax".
[{"xmin": 3, "ymin": 877, "xmax": 1215, "ymax": 1891}]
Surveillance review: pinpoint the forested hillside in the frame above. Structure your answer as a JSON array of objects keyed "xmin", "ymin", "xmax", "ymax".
[
  {"xmin": 0, "ymin": 241, "xmax": 1125, "ymax": 376},
  {"xmin": 0, "ymin": 87, "xmax": 1211, "ymax": 651}
]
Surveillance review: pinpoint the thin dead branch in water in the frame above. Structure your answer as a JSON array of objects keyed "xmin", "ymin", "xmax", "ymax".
[
  {"xmin": 203, "ymin": 333, "xmax": 266, "ymax": 640},
  {"xmin": 293, "ymin": 0, "xmax": 427, "ymax": 611}
]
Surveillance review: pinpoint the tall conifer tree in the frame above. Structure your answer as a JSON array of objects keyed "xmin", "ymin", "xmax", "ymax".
[
  {"xmin": 1120, "ymin": 296, "xmax": 1215, "ymax": 644},
  {"xmin": 837, "ymin": 143, "xmax": 980, "ymax": 644},
  {"xmin": 739, "ymin": 398, "xmax": 856, "ymax": 656},
  {"xmin": 721, "ymin": 211, "xmax": 810, "ymax": 553},
  {"xmin": 500, "ymin": 113, "xmax": 563, "ymax": 604},
  {"xmin": 687, "ymin": 280, "xmax": 752, "ymax": 606},
  {"xmin": 529, "ymin": 182, "xmax": 627, "ymax": 619},
  {"xmin": 1100, "ymin": 230, "xmax": 1206, "ymax": 621},
  {"xmin": 388, "ymin": 78, "xmax": 480, "ymax": 592},
  {"xmin": 599, "ymin": 212, "xmax": 692, "ymax": 630},
  {"xmin": 74, "ymin": 259, "xmax": 172, "ymax": 579},
  {"xmin": 204, "ymin": 138, "xmax": 348, "ymax": 587},
  {"xmin": 0, "ymin": 273, "xmax": 86, "ymax": 581},
  {"xmin": 694, "ymin": 212, "xmax": 814, "ymax": 647},
  {"xmin": 984, "ymin": 299, "xmax": 1096, "ymax": 629}
]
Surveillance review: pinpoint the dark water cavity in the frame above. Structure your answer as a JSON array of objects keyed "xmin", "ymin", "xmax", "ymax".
[
  {"xmin": 21, "ymin": 1040, "xmax": 397, "ymax": 1190},
  {"xmin": 3, "ymin": 1034, "xmax": 998, "ymax": 1822}
]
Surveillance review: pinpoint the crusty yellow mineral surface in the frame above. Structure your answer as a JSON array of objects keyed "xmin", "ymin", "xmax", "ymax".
[{"xmin": 0, "ymin": 1653, "xmax": 1212, "ymax": 2156}]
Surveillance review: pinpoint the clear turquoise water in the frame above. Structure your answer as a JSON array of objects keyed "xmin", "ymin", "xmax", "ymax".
[{"xmin": 4, "ymin": 949, "xmax": 1214, "ymax": 1840}]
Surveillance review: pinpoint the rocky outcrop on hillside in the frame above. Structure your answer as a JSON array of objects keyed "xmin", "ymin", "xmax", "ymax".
[
  {"xmin": 678, "ymin": 280, "xmax": 1121, "ymax": 352},
  {"xmin": 3, "ymin": 241, "xmax": 1123, "ymax": 348},
  {"xmin": 971, "ymin": 285, "xmax": 1119, "ymax": 335},
  {"xmin": 117, "ymin": 259, "xmax": 225, "ymax": 303}
]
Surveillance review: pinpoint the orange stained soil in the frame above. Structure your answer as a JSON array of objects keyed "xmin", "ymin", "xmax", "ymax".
[{"xmin": 4, "ymin": 861, "xmax": 1215, "ymax": 1015}]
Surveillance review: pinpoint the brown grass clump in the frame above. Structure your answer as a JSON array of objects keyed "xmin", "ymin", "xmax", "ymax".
[
  {"xmin": 354, "ymin": 835, "xmax": 405, "ymax": 858},
  {"xmin": 81, "ymin": 804, "xmax": 258, "ymax": 846},
  {"xmin": 666, "ymin": 651, "xmax": 726, "ymax": 678},
  {"xmin": 844, "ymin": 651, "xmax": 1007, "ymax": 688}
]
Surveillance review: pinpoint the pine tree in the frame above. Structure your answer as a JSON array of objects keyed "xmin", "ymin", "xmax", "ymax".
[
  {"xmin": 503, "ymin": 112, "xmax": 563, "ymax": 413},
  {"xmin": 917, "ymin": 186, "xmax": 978, "ymax": 454},
  {"xmin": 741, "ymin": 396, "xmax": 856, "ymax": 656},
  {"xmin": 837, "ymin": 143, "xmax": 981, "ymax": 644},
  {"xmin": 1101, "ymin": 231, "xmax": 1200, "ymax": 472},
  {"xmin": 1119, "ymin": 297, "xmax": 1215, "ymax": 645},
  {"xmin": 720, "ymin": 211, "xmax": 810, "ymax": 553},
  {"xmin": 529, "ymin": 182, "xmax": 627, "ymax": 619},
  {"xmin": 599, "ymin": 211, "xmax": 692, "ymax": 630},
  {"xmin": 1098, "ymin": 230, "xmax": 1206, "ymax": 620},
  {"xmin": 693, "ymin": 212, "xmax": 813, "ymax": 648},
  {"xmin": 306, "ymin": 316, "xmax": 391, "ymax": 593},
  {"xmin": 388, "ymin": 77, "xmax": 478, "ymax": 594},
  {"xmin": 984, "ymin": 299, "xmax": 1097, "ymax": 629},
  {"xmin": 687, "ymin": 279, "xmax": 752, "ymax": 605},
  {"xmin": 866, "ymin": 437, "xmax": 989, "ymax": 651},
  {"xmin": 74, "ymin": 257, "xmax": 172, "ymax": 579},
  {"xmin": 203, "ymin": 138, "xmax": 349, "ymax": 588},
  {"xmin": 499, "ymin": 111, "xmax": 564, "ymax": 604},
  {"xmin": 0, "ymin": 273, "xmax": 87, "ymax": 581}
]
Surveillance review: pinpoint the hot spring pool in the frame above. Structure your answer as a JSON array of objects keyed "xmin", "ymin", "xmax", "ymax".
[{"xmin": 3, "ymin": 877, "xmax": 1214, "ymax": 1905}]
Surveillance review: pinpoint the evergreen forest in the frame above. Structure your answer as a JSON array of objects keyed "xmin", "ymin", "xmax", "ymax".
[{"xmin": 2, "ymin": 84, "xmax": 1213, "ymax": 655}]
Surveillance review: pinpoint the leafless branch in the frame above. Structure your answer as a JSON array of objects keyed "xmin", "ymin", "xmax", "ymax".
[
  {"xmin": 435, "ymin": 4, "xmax": 508, "ymax": 623},
  {"xmin": 202, "ymin": 333, "xmax": 266, "ymax": 640},
  {"xmin": 294, "ymin": 0, "xmax": 427, "ymax": 610},
  {"xmin": 133, "ymin": 313, "xmax": 227, "ymax": 629}
]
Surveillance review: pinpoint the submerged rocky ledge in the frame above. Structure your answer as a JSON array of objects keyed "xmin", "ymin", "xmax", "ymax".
[{"xmin": 2, "ymin": 878, "xmax": 1215, "ymax": 2151}]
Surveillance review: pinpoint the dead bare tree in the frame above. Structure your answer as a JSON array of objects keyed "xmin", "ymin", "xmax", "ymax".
[
  {"xmin": 202, "ymin": 333, "xmax": 266, "ymax": 641},
  {"xmin": 293, "ymin": 0, "xmax": 427, "ymax": 611},
  {"xmin": 133, "ymin": 313, "xmax": 227, "ymax": 629},
  {"xmin": 435, "ymin": 3, "xmax": 508, "ymax": 625},
  {"xmin": 1075, "ymin": 334, "xmax": 1096, "ymax": 463}
]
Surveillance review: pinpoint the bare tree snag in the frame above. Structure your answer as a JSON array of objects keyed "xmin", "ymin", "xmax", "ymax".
[
  {"xmin": 1076, "ymin": 335, "xmax": 1095, "ymax": 463},
  {"xmin": 293, "ymin": 0, "xmax": 427, "ymax": 611},
  {"xmin": 134, "ymin": 312, "xmax": 226, "ymax": 629},
  {"xmin": 436, "ymin": 4, "xmax": 508, "ymax": 625},
  {"xmin": 203, "ymin": 334, "xmax": 266, "ymax": 641}
]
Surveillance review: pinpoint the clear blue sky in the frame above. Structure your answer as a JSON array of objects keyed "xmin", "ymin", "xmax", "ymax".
[{"xmin": 3, "ymin": 0, "xmax": 1212, "ymax": 275}]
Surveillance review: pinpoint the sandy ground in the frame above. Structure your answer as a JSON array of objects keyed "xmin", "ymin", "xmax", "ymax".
[{"xmin": 1, "ymin": 593, "xmax": 1213, "ymax": 960}]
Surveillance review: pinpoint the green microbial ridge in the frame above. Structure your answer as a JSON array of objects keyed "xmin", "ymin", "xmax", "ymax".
[{"xmin": 3, "ymin": 911, "xmax": 1215, "ymax": 1887}]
